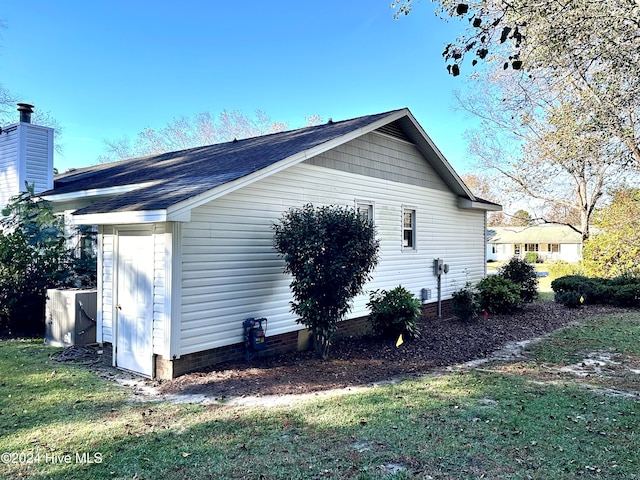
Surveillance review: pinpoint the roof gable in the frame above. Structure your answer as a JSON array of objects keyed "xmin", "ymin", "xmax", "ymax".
[{"xmin": 43, "ymin": 108, "xmax": 485, "ymax": 220}]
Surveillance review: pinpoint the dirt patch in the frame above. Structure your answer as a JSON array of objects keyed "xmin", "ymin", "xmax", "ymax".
[{"xmin": 158, "ymin": 302, "xmax": 634, "ymax": 401}]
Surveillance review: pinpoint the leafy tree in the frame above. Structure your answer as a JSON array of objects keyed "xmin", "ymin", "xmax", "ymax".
[
  {"xmin": 98, "ymin": 110, "xmax": 323, "ymax": 163},
  {"xmin": 394, "ymin": 0, "xmax": 640, "ymax": 168},
  {"xmin": 461, "ymin": 172, "xmax": 506, "ymax": 226},
  {"xmin": 509, "ymin": 209, "xmax": 531, "ymax": 227},
  {"xmin": 460, "ymin": 75, "xmax": 627, "ymax": 244},
  {"xmin": 273, "ymin": 204, "xmax": 379, "ymax": 358},
  {"xmin": 0, "ymin": 186, "xmax": 93, "ymax": 335},
  {"xmin": 583, "ymin": 187, "xmax": 640, "ymax": 278}
]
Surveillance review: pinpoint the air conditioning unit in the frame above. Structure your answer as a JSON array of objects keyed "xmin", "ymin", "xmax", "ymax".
[{"xmin": 45, "ymin": 289, "xmax": 97, "ymax": 347}]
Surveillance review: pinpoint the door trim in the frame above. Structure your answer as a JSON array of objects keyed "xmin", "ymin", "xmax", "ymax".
[{"xmin": 113, "ymin": 226, "xmax": 155, "ymax": 377}]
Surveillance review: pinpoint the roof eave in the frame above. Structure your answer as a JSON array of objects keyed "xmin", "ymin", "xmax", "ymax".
[
  {"xmin": 71, "ymin": 209, "xmax": 178, "ymax": 225},
  {"xmin": 457, "ymin": 197, "xmax": 503, "ymax": 211},
  {"xmin": 42, "ymin": 182, "xmax": 156, "ymax": 202}
]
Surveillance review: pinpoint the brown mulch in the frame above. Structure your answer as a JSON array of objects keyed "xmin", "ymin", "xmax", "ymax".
[{"xmin": 159, "ymin": 302, "xmax": 632, "ymax": 400}]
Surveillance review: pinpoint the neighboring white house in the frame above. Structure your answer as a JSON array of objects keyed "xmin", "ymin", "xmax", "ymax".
[
  {"xmin": 487, "ymin": 225, "xmax": 582, "ymax": 262},
  {"xmin": 27, "ymin": 107, "xmax": 500, "ymax": 379}
]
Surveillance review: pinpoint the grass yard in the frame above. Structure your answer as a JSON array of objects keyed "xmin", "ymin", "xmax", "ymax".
[{"xmin": 1, "ymin": 311, "xmax": 639, "ymax": 479}]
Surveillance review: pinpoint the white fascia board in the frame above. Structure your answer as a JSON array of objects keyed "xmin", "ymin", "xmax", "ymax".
[
  {"xmin": 42, "ymin": 182, "xmax": 156, "ymax": 202},
  {"xmin": 457, "ymin": 197, "xmax": 502, "ymax": 211},
  {"xmin": 71, "ymin": 210, "xmax": 167, "ymax": 225},
  {"xmin": 167, "ymin": 110, "xmax": 410, "ymax": 218}
]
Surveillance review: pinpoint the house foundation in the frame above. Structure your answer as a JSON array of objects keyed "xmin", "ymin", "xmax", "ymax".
[{"xmin": 102, "ymin": 301, "xmax": 452, "ymax": 379}]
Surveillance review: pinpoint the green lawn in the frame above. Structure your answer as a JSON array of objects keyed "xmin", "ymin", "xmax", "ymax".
[{"xmin": 1, "ymin": 311, "xmax": 639, "ymax": 479}]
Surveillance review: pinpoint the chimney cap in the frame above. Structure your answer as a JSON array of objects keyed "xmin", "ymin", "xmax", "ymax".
[{"xmin": 17, "ymin": 103, "xmax": 35, "ymax": 123}]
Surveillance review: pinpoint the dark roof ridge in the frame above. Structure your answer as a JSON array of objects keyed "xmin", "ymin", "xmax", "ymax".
[{"xmin": 55, "ymin": 108, "xmax": 408, "ymax": 180}]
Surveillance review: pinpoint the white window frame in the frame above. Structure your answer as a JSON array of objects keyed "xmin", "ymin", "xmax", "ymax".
[
  {"xmin": 402, "ymin": 206, "xmax": 416, "ymax": 251},
  {"xmin": 355, "ymin": 199, "xmax": 374, "ymax": 223}
]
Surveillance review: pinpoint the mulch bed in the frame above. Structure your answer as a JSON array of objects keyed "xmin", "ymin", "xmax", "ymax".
[{"xmin": 158, "ymin": 302, "xmax": 631, "ymax": 400}]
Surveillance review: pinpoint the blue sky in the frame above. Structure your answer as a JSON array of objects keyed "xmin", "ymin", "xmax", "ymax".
[{"xmin": 1, "ymin": 1, "xmax": 478, "ymax": 173}]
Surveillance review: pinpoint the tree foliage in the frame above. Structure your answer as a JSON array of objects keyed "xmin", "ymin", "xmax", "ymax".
[
  {"xmin": 461, "ymin": 172, "xmax": 506, "ymax": 225},
  {"xmin": 509, "ymin": 209, "xmax": 531, "ymax": 227},
  {"xmin": 583, "ymin": 187, "xmax": 640, "ymax": 278},
  {"xmin": 395, "ymin": 1, "xmax": 640, "ymax": 249},
  {"xmin": 272, "ymin": 204, "xmax": 379, "ymax": 358},
  {"xmin": 395, "ymin": 0, "xmax": 640, "ymax": 167},
  {"xmin": 0, "ymin": 187, "xmax": 90, "ymax": 335},
  {"xmin": 460, "ymin": 75, "xmax": 627, "ymax": 243}
]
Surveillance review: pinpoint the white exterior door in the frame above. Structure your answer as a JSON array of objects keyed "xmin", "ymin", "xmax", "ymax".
[{"xmin": 116, "ymin": 232, "xmax": 154, "ymax": 377}]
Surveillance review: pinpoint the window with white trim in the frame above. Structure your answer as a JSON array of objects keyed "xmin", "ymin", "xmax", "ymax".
[
  {"xmin": 356, "ymin": 201, "xmax": 374, "ymax": 222},
  {"xmin": 402, "ymin": 208, "xmax": 416, "ymax": 249}
]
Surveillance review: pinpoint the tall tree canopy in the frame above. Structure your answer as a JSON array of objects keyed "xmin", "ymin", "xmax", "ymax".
[
  {"xmin": 394, "ymin": 1, "xmax": 640, "ymax": 243},
  {"xmin": 394, "ymin": 0, "xmax": 640, "ymax": 166},
  {"xmin": 583, "ymin": 187, "xmax": 640, "ymax": 278}
]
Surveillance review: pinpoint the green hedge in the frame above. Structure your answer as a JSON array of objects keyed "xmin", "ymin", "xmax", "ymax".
[{"xmin": 551, "ymin": 273, "xmax": 640, "ymax": 307}]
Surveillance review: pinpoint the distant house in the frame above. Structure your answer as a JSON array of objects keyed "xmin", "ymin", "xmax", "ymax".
[
  {"xmin": 6, "ymin": 106, "xmax": 501, "ymax": 378},
  {"xmin": 487, "ymin": 225, "xmax": 582, "ymax": 262}
]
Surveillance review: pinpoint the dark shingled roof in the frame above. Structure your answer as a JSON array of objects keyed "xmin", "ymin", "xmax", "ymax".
[{"xmin": 45, "ymin": 110, "xmax": 404, "ymax": 215}]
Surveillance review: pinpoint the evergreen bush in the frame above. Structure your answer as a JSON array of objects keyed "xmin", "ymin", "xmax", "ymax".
[
  {"xmin": 451, "ymin": 282, "xmax": 480, "ymax": 321},
  {"xmin": 367, "ymin": 286, "xmax": 421, "ymax": 339},
  {"xmin": 476, "ymin": 275, "xmax": 521, "ymax": 314},
  {"xmin": 498, "ymin": 256, "xmax": 539, "ymax": 303},
  {"xmin": 273, "ymin": 204, "xmax": 379, "ymax": 358}
]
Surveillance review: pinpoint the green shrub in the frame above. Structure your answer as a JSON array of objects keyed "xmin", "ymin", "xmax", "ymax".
[
  {"xmin": 273, "ymin": 204, "xmax": 379, "ymax": 358},
  {"xmin": 524, "ymin": 252, "xmax": 539, "ymax": 264},
  {"xmin": 551, "ymin": 275, "xmax": 599, "ymax": 304},
  {"xmin": 555, "ymin": 290, "xmax": 584, "ymax": 308},
  {"xmin": 0, "ymin": 187, "xmax": 96, "ymax": 336},
  {"xmin": 476, "ymin": 275, "xmax": 521, "ymax": 314},
  {"xmin": 552, "ymin": 272, "xmax": 640, "ymax": 307},
  {"xmin": 367, "ymin": 286, "xmax": 421, "ymax": 339},
  {"xmin": 498, "ymin": 256, "xmax": 539, "ymax": 303},
  {"xmin": 451, "ymin": 282, "xmax": 480, "ymax": 321},
  {"xmin": 610, "ymin": 284, "xmax": 640, "ymax": 307}
]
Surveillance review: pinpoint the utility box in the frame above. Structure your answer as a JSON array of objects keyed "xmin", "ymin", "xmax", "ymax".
[
  {"xmin": 45, "ymin": 289, "xmax": 97, "ymax": 347},
  {"xmin": 433, "ymin": 258, "xmax": 449, "ymax": 276}
]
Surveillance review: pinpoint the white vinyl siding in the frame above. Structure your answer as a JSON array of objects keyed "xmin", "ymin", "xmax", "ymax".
[
  {"xmin": 306, "ymin": 131, "xmax": 449, "ymax": 192},
  {"xmin": 152, "ymin": 227, "xmax": 167, "ymax": 355},
  {"xmin": 100, "ymin": 227, "xmax": 114, "ymax": 343},
  {"xmin": 178, "ymin": 162, "xmax": 485, "ymax": 356},
  {"xmin": 23, "ymin": 125, "xmax": 53, "ymax": 193},
  {"xmin": 0, "ymin": 126, "xmax": 19, "ymax": 209},
  {"xmin": 98, "ymin": 224, "xmax": 169, "ymax": 356}
]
